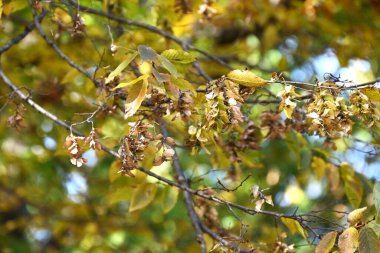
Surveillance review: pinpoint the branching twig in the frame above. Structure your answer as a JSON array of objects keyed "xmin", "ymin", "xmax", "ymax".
[
  {"xmin": 0, "ymin": 66, "xmax": 343, "ymax": 251},
  {"xmin": 28, "ymin": 2, "xmax": 99, "ymax": 87},
  {"xmin": 0, "ymin": 12, "xmax": 46, "ymax": 55}
]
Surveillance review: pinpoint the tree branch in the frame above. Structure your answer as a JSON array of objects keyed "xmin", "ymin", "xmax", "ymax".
[
  {"xmin": 66, "ymin": 0, "xmax": 233, "ymax": 71},
  {"xmin": 159, "ymin": 122, "xmax": 208, "ymax": 253},
  {"xmin": 28, "ymin": 2, "xmax": 99, "ymax": 87},
  {"xmin": 0, "ymin": 66, "xmax": 340, "ymax": 249},
  {"xmin": 0, "ymin": 12, "xmax": 46, "ymax": 55}
]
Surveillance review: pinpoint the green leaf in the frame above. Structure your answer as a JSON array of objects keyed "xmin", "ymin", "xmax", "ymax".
[
  {"xmin": 316, "ymin": 231, "xmax": 338, "ymax": 253},
  {"xmin": 161, "ymin": 49, "xmax": 195, "ymax": 64},
  {"xmin": 129, "ymin": 183, "xmax": 157, "ymax": 212},
  {"xmin": 340, "ymin": 163, "xmax": 363, "ymax": 208},
  {"xmin": 107, "ymin": 186, "xmax": 132, "ymax": 205},
  {"xmin": 170, "ymin": 77, "xmax": 196, "ymax": 95},
  {"xmin": 338, "ymin": 227, "xmax": 359, "ymax": 253},
  {"xmin": 358, "ymin": 227, "xmax": 380, "ymax": 253},
  {"xmin": 105, "ymin": 52, "xmax": 138, "ymax": 84},
  {"xmin": 124, "ymin": 78, "xmax": 148, "ymax": 119},
  {"xmin": 157, "ymin": 55, "xmax": 178, "ymax": 78},
  {"xmin": 138, "ymin": 45, "xmax": 158, "ymax": 61},
  {"xmin": 374, "ymin": 182, "xmax": 380, "ymax": 215},
  {"xmin": 112, "ymin": 74, "xmax": 149, "ymax": 90}
]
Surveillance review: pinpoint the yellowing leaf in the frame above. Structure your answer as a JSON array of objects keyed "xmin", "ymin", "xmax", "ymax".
[
  {"xmin": 281, "ymin": 217, "xmax": 308, "ymax": 239},
  {"xmin": 0, "ymin": 0, "xmax": 3, "ymax": 23},
  {"xmin": 112, "ymin": 74, "xmax": 149, "ymax": 90},
  {"xmin": 105, "ymin": 52, "xmax": 138, "ymax": 84},
  {"xmin": 338, "ymin": 227, "xmax": 359, "ymax": 253},
  {"xmin": 360, "ymin": 87, "xmax": 380, "ymax": 102},
  {"xmin": 311, "ymin": 156, "xmax": 327, "ymax": 180},
  {"xmin": 129, "ymin": 183, "xmax": 157, "ymax": 212},
  {"xmin": 157, "ymin": 55, "xmax": 179, "ymax": 78},
  {"xmin": 170, "ymin": 77, "xmax": 196, "ymax": 95},
  {"xmin": 340, "ymin": 163, "xmax": 363, "ymax": 208},
  {"xmin": 162, "ymin": 187, "xmax": 179, "ymax": 213},
  {"xmin": 161, "ymin": 49, "xmax": 195, "ymax": 64},
  {"xmin": 358, "ymin": 227, "xmax": 380, "ymax": 253},
  {"xmin": 2, "ymin": 0, "xmax": 27, "ymax": 16},
  {"xmin": 124, "ymin": 78, "xmax": 148, "ymax": 119},
  {"xmin": 316, "ymin": 231, "xmax": 338, "ymax": 253},
  {"xmin": 107, "ymin": 186, "xmax": 132, "ymax": 205},
  {"xmin": 347, "ymin": 207, "xmax": 367, "ymax": 225},
  {"xmin": 374, "ymin": 182, "xmax": 380, "ymax": 215},
  {"xmin": 227, "ymin": 69, "xmax": 267, "ymax": 88}
]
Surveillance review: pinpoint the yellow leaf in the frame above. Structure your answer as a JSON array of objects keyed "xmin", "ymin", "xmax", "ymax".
[
  {"xmin": 227, "ymin": 69, "xmax": 267, "ymax": 88},
  {"xmin": 161, "ymin": 49, "xmax": 195, "ymax": 64},
  {"xmin": 338, "ymin": 227, "xmax": 359, "ymax": 253},
  {"xmin": 347, "ymin": 207, "xmax": 367, "ymax": 226},
  {"xmin": 124, "ymin": 78, "xmax": 148, "ymax": 119},
  {"xmin": 105, "ymin": 52, "xmax": 138, "ymax": 84},
  {"xmin": 0, "ymin": 0, "xmax": 3, "ymax": 23},
  {"xmin": 316, "ymin": 231, "xmax": 338, "ymax": 253},
  {"xmin": 360, "ymin": 87, "xmax": 380, "ymax": 102},
  {"xmin": 281, "ymin": 217, "xmax": 308, "ymax": 239},
  {"xmin": 129, "ymin": 183, "xmax": 157, "ymax": 212},
  {"xmin": 112, "ymin": 74, "xmax": 149, "ymax": 90}
]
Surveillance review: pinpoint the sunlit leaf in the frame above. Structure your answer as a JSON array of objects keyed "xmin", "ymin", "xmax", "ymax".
[
  {"xmin": 124, "ymin": 78, "xmax": 148, "ymax": 119},
  {"xmin": 112, "ymin": 74, "xmax": 149, "ymax": 90},
  {"xmin": 105, "ymin": 52, "xmax": 138, "ymax": 84},
  {"xmin": 347, "ymin": 207, "xmax": 367, "ymax": 226},
  {"xmin": 227, "ymin": 69, "xmax": 267, "ymax": 88},
  {"xmin": 338, "ymin": 227, "xmax": 359, "ymax": 253},
  {"xmin": 161, "ymin": 49, "xmax": 195, "ymax": 64},
  {"xmin": 281, "ymin": 217, "xmax": 308, "ymax": 239},
  {"xmin": 0, "ymin": 0, "xmax": 3, "ymax": 24},
  {"xmin": 358, "ymin": 227, "xmax": 380, "ymax": 253},
  {"xmin": 316, "ymin": 231, "xmax": 338, "ymax": 253},
  {"xmin": 360, "ymin": 87, "xmax": 380, "ymax": 102},
  {"xmin": 129, "ymin": 183, "xmax": 157, "ymax": 212}
]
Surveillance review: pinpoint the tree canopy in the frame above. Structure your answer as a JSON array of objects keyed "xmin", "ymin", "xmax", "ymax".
[{"xmin": 1, "ymin": 1, "xmax": 380, "ymax": 252}]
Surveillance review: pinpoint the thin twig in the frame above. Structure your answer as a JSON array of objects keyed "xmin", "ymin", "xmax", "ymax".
[
  {"xmin": 0, "ymin": 12, "xmax": 46, "ymax": 55},
  {"xmin": 28, "ymin": 2, "xmax": 99, "ymax": 87}
]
